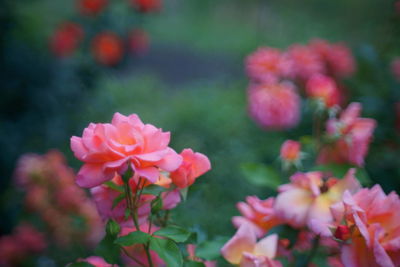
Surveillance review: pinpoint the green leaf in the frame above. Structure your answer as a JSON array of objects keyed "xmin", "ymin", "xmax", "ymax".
[
  {"xmin": 154, "ymin": 225, "xmax": 192, "ymax": 243},
  {"xmin": 106, "ymin": 219, "xmax": 121, "ymax": 237},
  {"xmin": 141, "ymin": 184, "xmax": 168, "ymax": 196},
  {"xmin": 312, "ymin": 164, "xmax": 371, "ymax": 186},
  {"xmin": 95, "ymin": 235, "xmax": 120, "ymax": 264},
  {"xmin": 112, "ymin": 193, "xmax": 126, "ymax": 209},
  {"xmin": 151, "ymin": 196, "xmax": 163, "ymax": 213},
  {"xmin": 180, "ymin": 187, "xmax": 189, "ymax": 201},
  {"xmin": 114, "ymin": 231, "xmax": 151, "ymax": 246},
  {"xmin": 240, "ymin": 163, "xmax": 281, "ymax": 189},
  {"xmin": 184, "ymin": 260, "xmax": 206, "ymax": 267},
  {"xmin": 196, "ymin": 237, "xmax": 229, "ymax": 261},
  {"xmin": 104, "ymin": 181, "xmax": 124, "ymax": 193},
  {"xmin": 68, "ymin": 263, "xmax": 95, "ymax": 267},
  {"xmin": 149, "ymin": 236, "xmax": 183, "ymax": 267}
]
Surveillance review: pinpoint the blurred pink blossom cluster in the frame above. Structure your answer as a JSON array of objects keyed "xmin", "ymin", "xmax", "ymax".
[
  {"xmin": 0, "ymin": 223, "xmax": 47, "ymax": 267},
  {"xmin": 245, "ymin": 39, "xmax": 356, "ymax": 130},
  {"xmin": 223, "ymin": 164, "xmax": 400, "ymax": 266},
  {"xmin": 14, "ymin": 150, "xmax": 104, "ymax": 247}
]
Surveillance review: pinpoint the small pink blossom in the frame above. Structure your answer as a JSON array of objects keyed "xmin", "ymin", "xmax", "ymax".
[
  {"xmin": 245, "ymin": 47, "xmax": 292, "ymax": 83},
  {"xmin": 221, "ymin": 223, "xmax": 282, "ymax": 267},
  {"xmin": 280, "ymin": 140, "xmax": 301, "ymax": 162},
  {"xmin": 71, "ymin": 113, "xmax": 182, "ymax": 188},
  {"xmin": 232, "ymin": 196, "xmax": 281, "ymax": 238},
  {"xmin": 306, "ymin": 74, "xmax": 341, "ymax": 108},
  {"xmin": 170, "ymin": 148, "xmax": 211, "ymax": 188},
  {"xmin": 318, "ymin": 103, "xmax": 376, "ymax": 166},
  {"xmin": 247, "ymin": 82, "xmax": 301, "ymax": 130}
]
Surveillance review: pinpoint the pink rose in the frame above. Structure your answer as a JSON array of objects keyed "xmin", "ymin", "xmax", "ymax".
[{"xmin": 71, "ymin": 113, "xmax": 182, "ymax": 188}]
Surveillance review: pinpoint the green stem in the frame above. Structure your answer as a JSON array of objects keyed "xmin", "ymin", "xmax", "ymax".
[{"xmin": 303, "ymin": 235, "xmax": 320, "ymax": 266}]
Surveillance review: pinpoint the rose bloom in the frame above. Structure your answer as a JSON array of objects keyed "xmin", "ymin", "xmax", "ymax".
[
  {"xmin": 77, "ymin": 0, "xmax": 108, "ymax": 16},
  {"xmin": 131, "ymin": 0, "xmax": 161, "ymax": 13},
  {"xmin": 280, "ymin": 140, "xmax": 301, "ymax": 162},
  {"xmin": 71, "ymin": 112, "xmax": 182, "ymax": 188},
  {"xmin": 232, "ymin": 196, "xmax": 281, "ymax": 238},
  {"xmin": 91, "ymin": 173, "xmax": 181, "ymax": 226},
  {"xmin": 170, "ymin": 148, "xmax": 211, "ymax": 188},
  {"xmin": 391, "ymin": 57, "xmax": 400, "ymax": 82},
  {"xmin": 317, "ymin": 185, "xmax": 400, "ymax": 267},
  {"xmin": 50, "ymin": 22, "xmax": 83, "ymax": 57},
  {"xmin": 287, "ymin": 44, "xmax": 325, "ymax": 82},
  {"xmin": 310, "ymin": 39, "xmax": 355, "ymax": 78},
  {"xmin": 247, "ymin": 82, "xmax": 301, "ymax": 130},
  {"xmin": 91, "ymin": 32, "xmax": 124, "ymax": 66},
  {"xmin": 306, "ymin": 74, "xmax": 341, "ymax": 108},
  {"xmin": 274, "ymin": 169, "xmax": 360, "ymax": 229},
  {"xmin": 129, "ymin": 29, "xmax": 149, "ymax": 55},
  {"xmin": 317, "ymin": 103, "xmax": 377, "ymax": 167},
  {"xmin": 221, "ymin": 223, "xmax": 282, "ymax": 267},
  {"xmin": 245, "ymin": 47, "xmax": 292, "ymax": 83}
]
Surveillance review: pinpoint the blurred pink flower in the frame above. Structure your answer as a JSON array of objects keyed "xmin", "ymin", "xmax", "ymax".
[
  {"xmin": 247, "ymin": 82, "xmax": 301, "ymax": 130},
  {"xmin": 306, "ymin": 74, "xmax": 341, "ymax": 108},
  {"xmin": 275, "ymin": 169, "xmax": 360, "ymax": 229},
  {"xmin": 318, "ymin": 103, "xmax": 376, "ymax": 167},
  {"xmin": 131, "ymin": 0, "xmax": 162, "ymax": 13},
  {"xmin": 187, "ymin": 244, "xmax": 216, "ymax": 267},
  {"xmin": 287, "ymin": 44, "xmax": 325, "ymax": 82},
  {"xmin": 232, "ymin": 196, "xmax": 281, "ymax": 238},
  {"xmin": 0, "ymin": 223, "xmax": 47, "ymax": 266},
  {"xmin": 129, "ymin": 29, "xmax": 150, "ymax": 55},
  {"xmin": 280, "ymin": 140, "xmax": 301, "ymax": 162},
  {"xmin": 310, "ymin": 39, "xmax": 355, "ymax": 78},
  {"xmin": 170, "ymin": 148, "xmax": 211, "ymax": 188},
  {"xmin": 221, "ymin": 223, "xmax": 282, "ymax": 267},
  {"xmin": 245, "ymin": 47, "xmax": 292, "ymax": 83},
  {"xmin": 71, "ymin": 112, "xmax": 182, "ymax": 188}
]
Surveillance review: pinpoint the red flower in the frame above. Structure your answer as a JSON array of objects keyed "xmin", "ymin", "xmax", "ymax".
[
  {"xmin": 91, "ymin": 32, "xmax": 124, "ymax": 66},
  {"xmin": 77, "ymin": 0, "xmax": 108, "ymax": 16},
  {"xmin": 131, "ymin": 0, "xmax": 161, "ymax": 13},
  {"xmin": 50, "ymin": 22, "xmax": 83, "ymax": 57}
]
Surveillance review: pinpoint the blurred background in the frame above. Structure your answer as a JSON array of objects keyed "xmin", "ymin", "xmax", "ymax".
[{"xmin": 1, "ymin": 0, "xmax": 400, "ymax": 265}]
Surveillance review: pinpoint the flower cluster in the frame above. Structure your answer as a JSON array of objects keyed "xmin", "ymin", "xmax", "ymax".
[
  {"xmin": 70, "ymin": 112, "xmax": 212, "ymax": 266},
  {"xmin": 0, "ymin": 223, "xmax": 47, "ymax": 267},
  {"xmin": 245, "ymin": 39, "xmax": 355, "ymax": 129},
  {"xmin": 49, "ymin": 0, "xmax": 160, "ymax": 65},
  {"xmin": 14, "ymin": 150, "xmax": 103, "ymax": 247}
]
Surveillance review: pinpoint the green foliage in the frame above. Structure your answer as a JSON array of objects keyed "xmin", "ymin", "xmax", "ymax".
[
  {"xmin": 184, "ymin": 260, "xmax": 206, "ymax": 267},
  {"xmin": 114, "ymin": 231, "xmax": 151, "ymax": 246},
  {"xmin": 141, "ymin": 184, "xmax": 169, "ymax": 196},
  {"xmin": 154, "ymin": 225, "xmax": 192, "ymax": 243},
  {"xmin": 151, "ymin": 196, "xmax": 163, "ymax": 213},
  {"xmin": 149, "ymin": 236, "xmax": 183, "ymax": 267},
  {"xmin": 68, "ymin": 263, "xmax": 95, "ymax": 267},
  {"xmin": 95, "ymin": 220, "xmax": 121, "ymax": 264},
  {"xmin": 240, "ymin": 162, "xmax": 282, "ymax": 190},
  {"xmin": 312, "ymin": 164, "xmax": 372, "ymax": 186},
  {"xmin": 195, "ymin": 237, "xmax": 230, "ymax": 261}
]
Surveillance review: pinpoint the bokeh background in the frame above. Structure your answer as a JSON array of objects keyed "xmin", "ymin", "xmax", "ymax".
[{"xmin": 1, "ymin": 0, "xmax": 400, "ymax": 266}]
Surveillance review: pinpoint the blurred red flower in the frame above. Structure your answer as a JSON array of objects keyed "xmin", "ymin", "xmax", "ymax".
[
  {"xmin": 91, "ymin": 32, "xmax": 124, "ymax": 66},
  {"xmin": 131, "ymin": 0, "xmax": 162, "ymax": 13},
  {"xmin": 50, "ymin": 22, "xmax": 84, "ymax": 57},
  {"xmin": 77, "ymin": 0, "xmax": 108, "ymax": 16}
]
